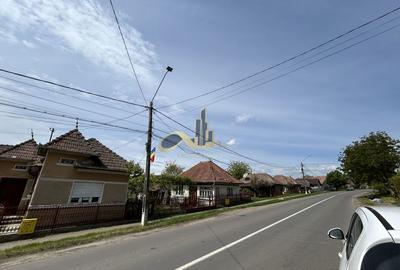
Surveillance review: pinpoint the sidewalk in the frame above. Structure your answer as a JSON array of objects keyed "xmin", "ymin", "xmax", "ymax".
[{"xmin": 0, "ymin": 221, "xmax": 139, "ymax": 251}]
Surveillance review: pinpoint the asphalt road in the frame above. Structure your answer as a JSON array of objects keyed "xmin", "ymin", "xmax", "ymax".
[{"xmin": 1, "ymin": 191, "xmax": 364, "ymax": 270}]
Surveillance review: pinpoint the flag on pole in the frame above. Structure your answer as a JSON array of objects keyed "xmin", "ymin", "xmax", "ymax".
[{"xmin": 150, "ymin": 147, "xmax": 156, "ymax": 163}]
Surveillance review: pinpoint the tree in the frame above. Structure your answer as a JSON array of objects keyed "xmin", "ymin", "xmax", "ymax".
[
  {"xmin": 389, "ymin": 173, "xmax": 400, "ymax": 199},
  {"xmin": 126, "ymin": 161, "xmax": 145, "ymax": 199},
  {"xmin": 227, "ymin": 161, "xmax": 252, "ymax": 179},
  {"xmin": 326, "ymin": 169, "xmax": 347, "ymax": 189},
  {"xmin": 339, "ymin": 132, "xmax": 400, "ymax": 187},
  {"xmin": 162, "ymin": 161, "xmax": 184, "ymax": 177}
]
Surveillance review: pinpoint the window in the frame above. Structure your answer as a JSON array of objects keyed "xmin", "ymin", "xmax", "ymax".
[
  {"xmin": 346, "ymin": 213, "xmax": 364, "ymax": 260},
  {"xmin": 199, "ymin": 186, "xmax": 213, "ymax": 198},
  {"xmin": 361, "ymin": 243, "xmax": 400, "ymax": 270},
  {"xmin": 175, "ymin": 185, "xmax": 184, "ymax": 196},
  {"xmin": 227, "ymin": 187, "xmax": 233, "ymax": 196},
  {"xmin": 69, "ymin": 182, "xmax": 103, "ymax": 204},
  {"xmin": 58, "ymin": 158, "xmax": 76, "ymax": 166},
  {"xmin": 13, "ymin": 164, "xmax": 28, "ymax": 171}
]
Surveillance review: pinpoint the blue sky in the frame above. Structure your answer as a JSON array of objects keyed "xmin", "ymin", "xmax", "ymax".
[{"xmin": 0, "ymin": 0, "xmax": 399, "ymax": 177}]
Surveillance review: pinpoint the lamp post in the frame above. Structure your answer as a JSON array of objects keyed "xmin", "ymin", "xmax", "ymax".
[{"xmin": 141, "ymin": 66, "xmax": 173, "ymax": 226}]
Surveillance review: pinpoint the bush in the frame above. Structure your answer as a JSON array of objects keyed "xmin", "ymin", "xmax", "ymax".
[
  {"xmin": 372, "ymin": 182, "xmax": 391, "ymax": 196},
  {"xmin": 389, "ymin": 174, "xmax": 400, "ymax": 199}
]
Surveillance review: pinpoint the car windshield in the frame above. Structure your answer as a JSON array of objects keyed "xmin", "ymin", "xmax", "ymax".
[{"xmin": 361, "ymin": 243, "xmax": 400, "ymax": 270}]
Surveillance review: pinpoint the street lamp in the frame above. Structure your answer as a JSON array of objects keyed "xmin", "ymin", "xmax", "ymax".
[{"xmin": 141, "ymin": 66, "xmax": 173, "ymax": 226}]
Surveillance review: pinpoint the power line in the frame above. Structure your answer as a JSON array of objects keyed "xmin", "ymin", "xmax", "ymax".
[
  {"xmin": 0, "ymin": 74, "xmax": 147, "ymax": 116},
  {"xmin": 154, "ymin": 109, "xmax": 297, "ymax": 169},
  {"xmin": 160, "ymin": 5, "xmax": 400, "ymax": 109},
  {"xmin": 0, "ymin": 102, "xmax": 147, "ymax": 134},
  {"xmin": 190, "ymin": 21, "xmax": 400, "ymax": 109},
  {"xmin": 109, "ymin": 0, "xmax": 148, "ymax": 105},
  {"xmin": 0, "ymin": 85, "xmax": 148, "ymax": 128},
  {"xmin": 0, "ymin": 68, "xmax": 147, "ymax": 108}
]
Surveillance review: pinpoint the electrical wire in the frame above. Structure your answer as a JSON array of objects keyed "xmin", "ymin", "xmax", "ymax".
[
  {"xmin": 0, "ymin": 68, "xmax": 147, "ymax": 108},
  {"xmin": 109, "ymin": 0, "xmax": 148, "ymax": 105},
  {"xmin": 0, "ymin": 102, "xmax": 147, "ymax": 134},
  {"xmin": 160, "ymin": 5, "xmax": 400, "ymax": 109}
]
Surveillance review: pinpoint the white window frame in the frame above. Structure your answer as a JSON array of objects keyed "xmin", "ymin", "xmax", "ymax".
[
  {"xmin": 199, "ymin": 186, "xmax": 213, "ymax": 198},
  {"xmin": 57, "ymin": 157, "xmax": 76, "ymax": 166},
  {"xmin": 13, "ymin": 164, "xmax": 28, "ymax": 171},
  {"xmin": 175, "ymin": 185, "xmax": 184, "ymax": 196},
  {"xmin": 68, "ymin": 181, "xmax": 104, "ymax": 204}
]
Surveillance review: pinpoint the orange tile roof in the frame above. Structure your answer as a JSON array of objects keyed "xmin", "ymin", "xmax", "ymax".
[
  {"xmin": 87, "ymin": 138, "xmax": 127, "ymax": 171},
  {"xmin": 0, "ymin": 144, "xmax": 13, "ymax": 153},
  {"xmin": 0, "ymin": 139, "xmax": 38, "ymax": 161},
  {"xmin": 42, "ymin": 129, "xmax": 95, "ymax": 156},
  {"xmin": 182, "ymin": 161, "xmax": 241, "ymax": 185}
]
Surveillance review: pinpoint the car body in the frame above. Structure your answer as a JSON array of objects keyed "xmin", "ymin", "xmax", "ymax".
[
  {"xmin": 328, "ymin": 206, "xmax": 400, "ymax": 270},
  {"xmin": 346, "ymin": 186, "xmax": 354, "ymax": 191}
]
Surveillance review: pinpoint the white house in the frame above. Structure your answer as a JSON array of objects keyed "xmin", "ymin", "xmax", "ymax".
[{"xmin": 171, "ymin": 161, "xmax": 241, "ymax": 206}]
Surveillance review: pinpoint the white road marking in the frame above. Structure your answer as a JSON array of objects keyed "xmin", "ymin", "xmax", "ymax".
[{"xmin": 175, "ymin": 195, "xmax": 337, "ymax": 270}]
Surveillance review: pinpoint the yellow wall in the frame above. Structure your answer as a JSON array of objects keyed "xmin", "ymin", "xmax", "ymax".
[
  {"xmin": 39, "ymin": 151, "xmax": 128, "ymax": 183},
  {"xmin": 30, "ymin": 150, "xmax": 128, "ymax": 205},
  {"xmin": 30, "ymin": 180, "xmax": 72, "ymax": 205},
  {"xmin": 102, "ymin": 183, "xmax": 128, "ymax": 203},
  {"xmin": 0, "ymin": 160, "xmax": 31, "ymax": 179}
]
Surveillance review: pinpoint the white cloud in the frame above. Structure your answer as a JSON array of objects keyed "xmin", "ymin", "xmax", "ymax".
[
  {"xmin": 0, "ymin": 0, "xmax": 159, "ymax": 87},
  {"xmin": 235, "ymin": 113, "xmax": 251, "ymax": 124},
  {"xmin": 226, "ymin": 138, "xmax": 237, "ymax": 145},
  {"xmin": 22, "ymin": 40, "xmax": 37, "ymax": 49}
]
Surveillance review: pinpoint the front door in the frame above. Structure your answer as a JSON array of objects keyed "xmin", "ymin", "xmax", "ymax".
[
  {"xmin": 188, "ymin": 186, "xmax": 197, "ymax": 207},
  {"xmin": 0, "ymin": 178, "xmax": 27, "ymax": 215}
]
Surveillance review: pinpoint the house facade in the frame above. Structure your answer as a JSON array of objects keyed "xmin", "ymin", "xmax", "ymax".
[
  {"xmin": 172, "ymin": 161, "xmax": 241, "ymax": 206},
  {"xmin": 0, "ymin": 140, "xmax": 39, "ymax": 214},
  {"xmin": 0, "ymin": 129, "xmax": 129, "ymax": 229}
]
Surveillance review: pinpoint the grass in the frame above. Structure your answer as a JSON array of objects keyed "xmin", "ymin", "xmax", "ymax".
[
  {"xmin": 0, "ymin": 191, "xmax": 323, "ymax": 261},
  {"xmin": 357, "ymin": 193, "xmax": 400, "ymax": 206}
]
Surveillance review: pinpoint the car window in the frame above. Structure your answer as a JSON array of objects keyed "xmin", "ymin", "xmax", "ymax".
[
  {"xmin": 346, "ymin": 213, "xmax": 364, "ymax": 260},
  {"xmin": 361, "ymin": 243, "xmax": 400, "ymax": 270}
]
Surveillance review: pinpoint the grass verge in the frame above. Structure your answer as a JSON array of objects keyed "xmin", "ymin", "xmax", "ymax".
[
  {"xmin": 0, "ymin": 191, "xmax": 324, "ymax": 261},
  {"xmin": 357, "ymin": 193, "xmax": 400, "ymax": 206}
]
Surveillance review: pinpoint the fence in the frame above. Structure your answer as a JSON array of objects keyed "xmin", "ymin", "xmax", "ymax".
[
  {"xmin": 1, "ymin": 194, "xmax": 252, "ymax": 234},
  {"xmin": 25, "ymin": 203, "xmax": 126, "ymax": 231}
]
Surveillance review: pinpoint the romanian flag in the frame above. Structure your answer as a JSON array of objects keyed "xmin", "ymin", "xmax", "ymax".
[{"xmin": 150, "ymin": 147, "xmax": 156, "ymax": 163}]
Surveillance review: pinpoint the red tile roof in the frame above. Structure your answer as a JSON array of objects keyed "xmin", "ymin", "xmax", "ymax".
[
  {"xmin": 0, "ymin": 144, "xmax": 13, "ymax": 153},
  {"xmin": 86, "ymin": 138, "xmax": 127, "ymax": 171},
  {"xmin": 273, "ymin": 175, "xmax": 289, "ymax": 185},
  {"xmin": 42, "ymin": 129, "xmax": 95, "ymax": 156},
  {"xmin": 241, "ymin": 173, "xmax": 275, "ymax": 187},
  {"xmin": 0, "ymin": 139, "xmax": 38, "ymax": 161},
  {"xmin": 182, "ymin": 161, "xmax": 241, "ymax": 185}
]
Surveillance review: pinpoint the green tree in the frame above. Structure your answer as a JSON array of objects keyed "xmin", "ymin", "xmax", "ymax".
[
  {"xmin": 389, "ymin": 173, "xmax": 400, "ymax": 199},
  {"xmin": 227, "ymin": 161, "xmax": 252, "ymax": 179},
  {"xmin": 162, "ymin": 161, "xmax": 184, "ymax": 177},
  {"xmin": 339, "ymin": 132, "xmax": 400, "ymax": 187},
  {"xmin": 126, "ymin": 161, "xmax": 145, "ymax": 199},
  {"xmin": 326, "ymin": 169, "xmax": 347, "ymax": 189}
]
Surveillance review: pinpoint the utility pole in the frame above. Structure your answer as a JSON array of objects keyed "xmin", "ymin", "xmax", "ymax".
[
  {"xmin": 141, "ymin": 66, "xmax": 173, "ymax": 226},
  {"xmin": 301, "ymin": 162, "xmax": 306, "ymax": 194}
]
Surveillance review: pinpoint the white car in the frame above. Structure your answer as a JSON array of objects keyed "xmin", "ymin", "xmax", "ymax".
[{"xmin": 328, "ymin": 206, "xmax": 400, "ymax": 270}]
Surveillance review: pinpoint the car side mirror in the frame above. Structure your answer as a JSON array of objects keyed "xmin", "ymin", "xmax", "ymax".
[{"xmin": 328, "ymin": 228, "xmax": 345, "ymax": 240}]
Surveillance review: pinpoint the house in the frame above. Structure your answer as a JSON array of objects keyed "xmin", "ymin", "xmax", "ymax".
[
  {"xmin": 240, "ymin": 173, "xmax": 275, "ymax": 197},
  {"xmin": 295, "ymin": 179, "xmax": 311, "ymax": 193},
  {"xmin": 173, "ymin": 161, "xmax": 241, "ymax": 206},
  {"xmin": 0, "ymin": 129, "xmax": 129, "ymax": 230},
  {"xmin": 304, "ymin": 176, "xmax": 322, "ymax": 191},
  {"xmin": 0, "ymin": 139, "xmax": 39, "ymax": 215},
  {"xmin": 273, "ymin": 175, "xmax": 301, "ymax": 194}
]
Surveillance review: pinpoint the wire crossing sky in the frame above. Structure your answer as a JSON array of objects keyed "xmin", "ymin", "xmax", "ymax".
[{"xmin": 0, "ymin": 0, "xmax": 399, "ymax": 177}]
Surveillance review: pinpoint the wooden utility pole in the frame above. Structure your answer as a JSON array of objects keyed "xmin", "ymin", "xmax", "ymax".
[
  {"xmin": 141, "ymin": 66, "xmax": 173, "ymax": 226},
  {"xmin": 141, "ymin": 101, "xmax": 153, "ymax": 226}
]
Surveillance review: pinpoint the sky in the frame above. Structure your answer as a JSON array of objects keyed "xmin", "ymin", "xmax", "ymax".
[{"xmin": 0, "ymin": 0, "xmax": 399, "ymax": 177}]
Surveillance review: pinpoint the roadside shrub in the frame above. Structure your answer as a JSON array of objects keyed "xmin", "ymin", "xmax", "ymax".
[
  {"xmin": 389, "ymin": 174, "xmax": 400, "ymax": 199},
  {"xmin": 372, "ymin": 182, "xmax": 391, "ymax": 196}
]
